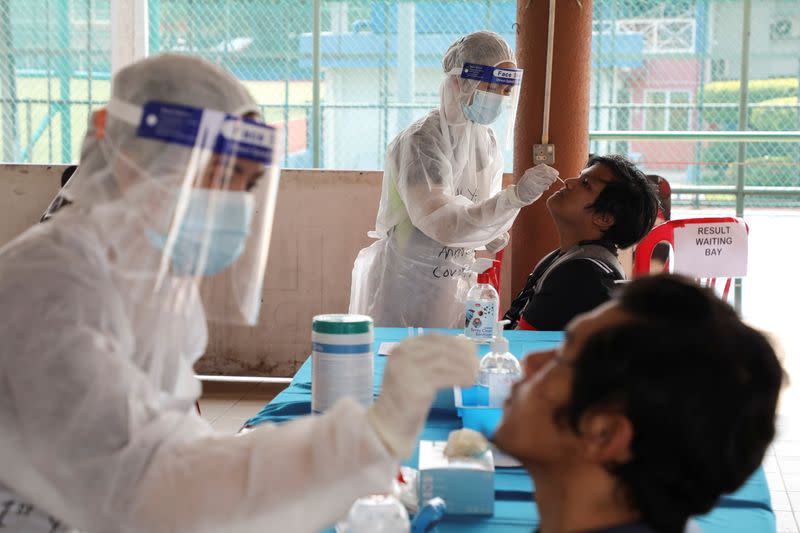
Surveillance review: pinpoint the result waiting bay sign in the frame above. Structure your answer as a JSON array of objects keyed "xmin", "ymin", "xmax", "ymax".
[{"xmin": 673, "ymin": 221, "xmax": 748, "ymax": 278}]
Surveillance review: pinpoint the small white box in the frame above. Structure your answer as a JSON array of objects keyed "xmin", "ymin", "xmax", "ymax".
[{"xmin": 417, "ymin": 440, "xmax": 494, "ymax": 516}]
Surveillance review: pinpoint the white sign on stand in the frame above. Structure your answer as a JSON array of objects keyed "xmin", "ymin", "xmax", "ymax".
[{"xmin": 672, "ymin": 222, "xmax": 748, "ymax": 278}]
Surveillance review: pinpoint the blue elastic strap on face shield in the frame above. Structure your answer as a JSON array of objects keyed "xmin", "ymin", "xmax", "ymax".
[
  {"xmin": 130, "ymin": 101, "xmax": 271, "ymax": 277},
  {"xmin": 459, "ymin": 63, "xmax": 522, "ymax": 86},
  {"xmin": 136, "ymin": 101, "xmax": 276, "ymax": 165},
  {"xmin": 459, "ymin": 63, "xmax": 521, "ymax": 125}
]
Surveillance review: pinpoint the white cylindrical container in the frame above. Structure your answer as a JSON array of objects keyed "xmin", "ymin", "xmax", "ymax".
[{"xmin": 312, "ymin": 314, "xmax": 374, "ymax": 413}]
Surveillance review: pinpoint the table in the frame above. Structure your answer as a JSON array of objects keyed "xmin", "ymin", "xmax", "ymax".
[{"xmin": 245, "ymin": 328, "xmax": 776, "ymax": 533}]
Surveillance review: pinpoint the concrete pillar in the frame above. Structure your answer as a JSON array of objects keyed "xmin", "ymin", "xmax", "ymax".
[{"xmin": 511, "ymin": 0, "xmax": 593, "ymax": 295}]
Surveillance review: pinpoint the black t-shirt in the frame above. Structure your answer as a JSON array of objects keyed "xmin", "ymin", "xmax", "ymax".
[
  {"xmin": 535, "ymin": 523, "xmax": 656, "ymax": 533},
  {"xmin": 503, "ymin": 241, "xmax": 622, "ymax": 331}
]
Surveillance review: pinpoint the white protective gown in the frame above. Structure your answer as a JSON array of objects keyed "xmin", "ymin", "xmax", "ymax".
[
  {"xmin": 0, "ymin": 52, "xmax": 399, "ymax": 533},
  {"xmin": 350, "ymin": 112, "xmax": 521, "ymax": 329},
  {"xmin": 349, "ymin": 32, "xmax": 525, "ymax": 328},
  {"xmin": 0, "ymin": 207, "xmax": 397, "ymax": 533}
]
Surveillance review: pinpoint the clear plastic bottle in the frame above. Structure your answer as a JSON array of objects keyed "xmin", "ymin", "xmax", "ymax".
[
  {"xmin": 464, "ymin": 269, "xmax": 499, "ymax": 343},
  {"xmin": 335, "ymin": 494, "xmax": 410, "ymax": 533},
  {"xmin": 477, "ymin": 320, "xmax": 521, "ymax": 407}
]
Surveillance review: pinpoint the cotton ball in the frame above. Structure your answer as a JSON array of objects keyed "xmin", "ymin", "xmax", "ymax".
[{"xmin": 443, "ymin": 428, "xmax": 489, "ymax": 459}]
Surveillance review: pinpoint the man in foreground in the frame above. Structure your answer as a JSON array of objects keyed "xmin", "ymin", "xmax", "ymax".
[{"xmin": 495, "ymin": 274, "xmax": 784, "ymax": 533}]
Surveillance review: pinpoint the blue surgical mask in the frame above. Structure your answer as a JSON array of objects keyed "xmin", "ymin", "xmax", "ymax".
[
  {"xmin": 147, "ymin": 188, "xmax": 255, "ymax": 276},
  {"xmin": 463, "ymin": 90, "xmax": 505, "ymax": 125}
]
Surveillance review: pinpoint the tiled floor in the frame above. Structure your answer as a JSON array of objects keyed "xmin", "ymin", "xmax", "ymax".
[
  {"xmin": 198, "ymin": 380, "xmax": 287, "ymax": 435},
  {"xmin": 754, "ymin": 413, "xmax": 800, "ymax": 533},
  {"xmin": 754, "ymin": 293, "xmax": 800, "ymax": 532}
]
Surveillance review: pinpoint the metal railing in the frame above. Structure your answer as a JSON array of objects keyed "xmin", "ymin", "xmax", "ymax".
[
  {"xmin": 0, "ymin": 97, "xmax": 102, "ymax": 163},
  {"xmin": 589, "ymin": 130, "xmax": 800, "ymax": 142},
  {"xmin": 10, "ymin": 97, "xmax": 799, "ymax": 196},
  {"xmin": 588, "ymin": 129, "xmax": 800, "ymax": 207}
]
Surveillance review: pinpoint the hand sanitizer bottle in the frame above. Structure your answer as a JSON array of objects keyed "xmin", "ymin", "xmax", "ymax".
[
  {"xmin": 477, "ymin": 320, "xmax": 521, "ymax": 407},
  {"xmin": 464, "ymin": 259, "xmax": 499, "ymax": 344}
]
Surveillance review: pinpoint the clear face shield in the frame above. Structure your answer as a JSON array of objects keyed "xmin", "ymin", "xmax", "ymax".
[
  {"xmin": 449, "ymin": 62, "xmax": 523, "ymax": 148},
  {"xmin": 102, "ymin": 98, "xmax": 282, "ymax": 326}
]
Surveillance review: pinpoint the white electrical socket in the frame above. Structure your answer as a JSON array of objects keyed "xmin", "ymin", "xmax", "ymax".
[{"xmin": 533, "ymin": 144, "xmax": 555, "ymax": 166}]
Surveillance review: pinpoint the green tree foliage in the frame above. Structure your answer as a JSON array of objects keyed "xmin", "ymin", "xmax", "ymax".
[
  {"xmin": 699, "ymin": 78, "xmax": 799, "ymax": 186},
  {"xmin": 701, "ymin": 77, "xmax": 799, "ymax": 130}
]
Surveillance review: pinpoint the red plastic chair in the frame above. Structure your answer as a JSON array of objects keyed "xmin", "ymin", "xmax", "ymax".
[
  {"xmin": 477, "ymin": 249, "xmax": 504, "ymax": 291},
  {"xmin": 648, "ymin": 174, "xmax": 672, "ymax": 222},
  {"xmin": 633, "ymin": 217, "xmax": 749, "ymax": 301}
]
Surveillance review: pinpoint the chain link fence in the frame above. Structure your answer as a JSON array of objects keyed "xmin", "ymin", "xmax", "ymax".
[
  {"xmin": 590, "ymin": 0, "xmax": 800, "ymax": 208},
  {"xmin": 150, "ymin": 0, "xmax": 518, "ymax": 170},
  {"xmin": 0, "ymin": 0, "xmax": 797, "ymax": 207},
  {"xmin": 150, "ymin": 0, "xmax": 315, "ymax": 166},
  {"xmin": 0, "ymin": 0, "xmax": 110, "ymax": 164}
]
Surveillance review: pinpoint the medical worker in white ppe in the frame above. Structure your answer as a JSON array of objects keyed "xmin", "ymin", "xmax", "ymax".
[
  {"xmin": 0, "ymin": 54, "xmax": 478, "ymax": 533},
  {"xmin": 349, "ymin": 31, "xmax": 560, "ymax": 328}
]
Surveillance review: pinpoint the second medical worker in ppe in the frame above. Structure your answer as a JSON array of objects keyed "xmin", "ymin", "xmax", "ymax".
[
  {"xmin": 0, "ymin": 54, "xmax": 478, "ymax": 533},
  {"xmin": 350, "ymin": 31, "xmax": 559, "ymax": 328}
]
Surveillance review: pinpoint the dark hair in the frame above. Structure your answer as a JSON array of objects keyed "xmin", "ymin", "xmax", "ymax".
[
  {"xmin": 647, "ymin": 174, "xmax": 672, "ymax": 221},
  {"xmin": 566, "ymin": 275, "xmax": 784, "ymax": 533},
  {"xmin": 585, "ymin": 154, "xmax": 659, "ymax": 249},
  {"xmin": 61, "ymin": 165, "xmax": 78, "ymax": 188},
  {"xmin": 40, "ymin": 166, "xmax": 78, "ymax": 222}
]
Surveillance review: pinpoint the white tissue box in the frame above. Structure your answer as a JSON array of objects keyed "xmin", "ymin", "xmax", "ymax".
[{"xmin": 417, "ymin": 440, "xmax": 494, "ymax": 516}]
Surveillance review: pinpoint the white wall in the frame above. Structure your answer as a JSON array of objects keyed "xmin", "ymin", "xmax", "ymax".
[
  {"xmin": 0, "ymin": 165, "xmax": 513, "ymax": 376},
  {"xmin": 0, "ymin": 164, "xmax": 64, "ymax": 245},
  {"xmin": 201, "ymin": 169, "xmax": 385, "ymax": 375}
]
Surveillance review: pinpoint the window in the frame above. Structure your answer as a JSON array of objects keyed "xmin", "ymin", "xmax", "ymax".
[
  {"xmin": 711, "ymin": 58, "xmax": 727, "ymax": 81},
  {"xmin": 148, "ymin": 0, "xmax": 520, "ymax": 171},
  {"xmin": 644, "ymin": 90, "xmax": 691, "ymax": 131},
  {"xmin": 616, "ymin": 18, "xmax": 695, "ymax": 54},
  {"xmin": 2, "ymin": 0, "xmax": 523, "ymax": 169}
]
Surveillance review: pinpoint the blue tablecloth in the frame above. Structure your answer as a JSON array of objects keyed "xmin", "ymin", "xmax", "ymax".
[{"xmin": 245, "ymin": 328, "xmax": 775, "ymax": 533}]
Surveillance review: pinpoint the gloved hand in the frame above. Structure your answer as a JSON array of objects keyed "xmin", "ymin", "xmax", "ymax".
[
  {"xmin": 485, "ymin": 232, "xmax": 509, "ymax": 254},
  {"xmin": 367, "ymin": 334, "xmax": 479, "ymax": 459},
  {"xmin": 512, "ymin": 165, "xmax": 560, "ymax": 206}
]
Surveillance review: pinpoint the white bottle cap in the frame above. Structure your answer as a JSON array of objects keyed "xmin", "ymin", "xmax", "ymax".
[
  {"xmin": 472, "ymin": 257, "xmax": 495, "ymax": 275},
  {"xmin": 492, "ymin": 320, "xmax": 510, "ymax": 353}
]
